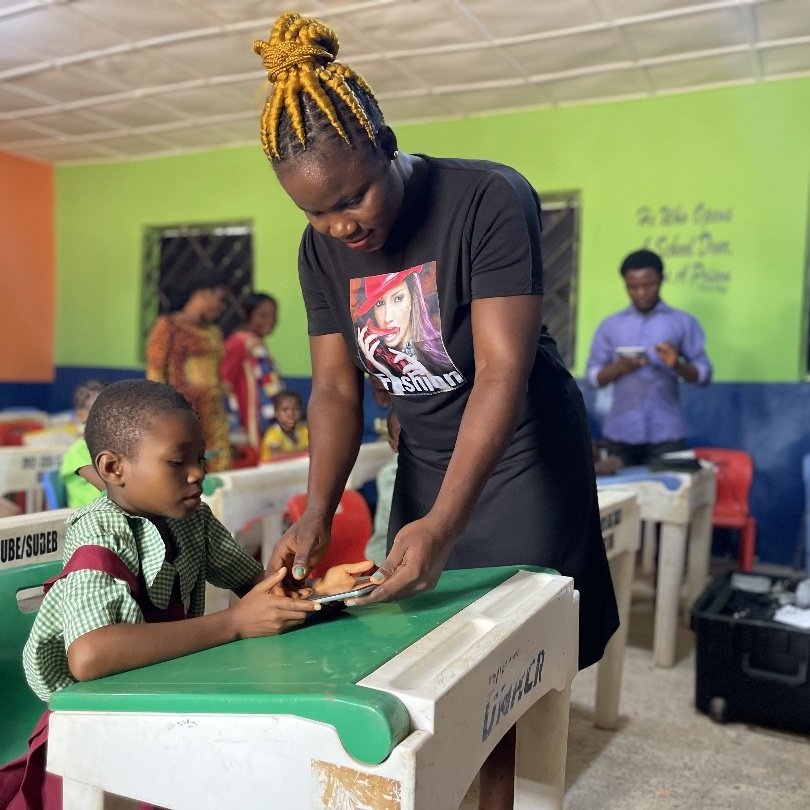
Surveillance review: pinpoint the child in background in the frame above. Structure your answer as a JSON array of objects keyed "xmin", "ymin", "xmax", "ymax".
[
  {"xmin": 365, "ymin": 411, "xmax": 400, "ymax": 566},
  {"xmin": 59, "ymin": 379, "xmax": 106, "ymax": 507},
  {"xmin": 2, "ymin": 380, "xmax": 371, "ymax": 808},
  {"xmin": 260, "ymin": 390, "xmax": 309, "ymax": 461}
]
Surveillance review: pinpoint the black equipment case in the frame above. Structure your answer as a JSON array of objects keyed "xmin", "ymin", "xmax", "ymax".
[{"xmin": 691, "ymin": 571, "xmax": 810, "ymax": 734}]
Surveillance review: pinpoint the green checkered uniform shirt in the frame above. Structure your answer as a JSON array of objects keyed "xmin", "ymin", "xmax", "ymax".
[{"xmin": 23, "ymin": 495, "xmax": 262, "ymax": 702}]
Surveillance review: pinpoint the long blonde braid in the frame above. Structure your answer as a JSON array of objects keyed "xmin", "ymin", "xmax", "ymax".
[{"xmin": 253, "ymin": 12, "xmax": 383, "ymax": 161}]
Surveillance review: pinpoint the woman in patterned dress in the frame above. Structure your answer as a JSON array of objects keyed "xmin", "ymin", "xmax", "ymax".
[{"xmin": 145, "ymin": 272, "xmax": 232, "ymax": 471}]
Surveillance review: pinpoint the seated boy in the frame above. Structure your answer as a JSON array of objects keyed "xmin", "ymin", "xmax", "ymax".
[
  {"xmin": 59, "ymin": 378, "xmax": 107, "ymax": 507},
  {"xmin": 3, "ymin": 380, "xmax": 371, "ymax": 808},
  {"xmin": 260, "ymin": 389, "xmax": 309, "ymax": 461}
]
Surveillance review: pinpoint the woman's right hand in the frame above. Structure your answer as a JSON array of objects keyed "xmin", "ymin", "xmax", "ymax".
[
  {"xmin": 347, "ymin": 515, "xmax": 454, "ymax": 606},
  {"xmin": 268, "ymin": 511, "xmax": 332, "ymax": 581},
  {"xmin": 230, "ymin": 567, "xmax": 322, "ymax": 638}
]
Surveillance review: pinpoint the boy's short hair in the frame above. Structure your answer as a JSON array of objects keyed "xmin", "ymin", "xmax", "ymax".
[
  {"xmin": 72, "ymin": 379, "xmax": 107, "ymax": 412},
  {"xmin": 85, "ymin": 379, "xmax": 194, "ymax": 462},
  {"xmin": 620, "ymin": 249, "xmax": 664, "ymax": 277},
  {"xmin": 272, "ymin": 389, "xmax": 302, "ymax": 410}
]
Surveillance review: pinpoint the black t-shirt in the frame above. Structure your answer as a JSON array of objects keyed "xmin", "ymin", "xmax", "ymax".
[
  {"xmin": 299, "ymin": 156, "xmax": 545, "ymax": 454},
  {"xmin": 298, "ymin": 155, "xmax": 619, "ymax": 669}
]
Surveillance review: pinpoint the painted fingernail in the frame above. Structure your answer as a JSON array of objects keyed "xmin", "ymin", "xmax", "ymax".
[
  {"xmin": 293, "ymin": 566, "xmax": 306, "ymax": 578},
  {"xmin": 371, "ymin": 571, "xmax": 384, "ymax": 582}
]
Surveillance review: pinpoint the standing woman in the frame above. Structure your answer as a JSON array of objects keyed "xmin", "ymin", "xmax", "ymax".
[
  {"xmin": 221, "ymin": 292, "xmax": 284, "ymax": 450},
  {"xmin": 254, "ymin": 15, "xmax": 618, "ymax": 803},
  {"xmin": 146, "ymin": 270, "xmax": 232, "ymax": 471}
]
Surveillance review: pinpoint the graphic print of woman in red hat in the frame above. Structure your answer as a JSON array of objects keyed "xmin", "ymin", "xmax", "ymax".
[{"xmin": 353, "ymin": 262, "xmax": 463, "ymax": 396}]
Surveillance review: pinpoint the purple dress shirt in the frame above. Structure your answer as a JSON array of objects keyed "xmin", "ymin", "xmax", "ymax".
[{"xmin": 586, "ymin": 300, "xmax": 711, "ymax": 444}]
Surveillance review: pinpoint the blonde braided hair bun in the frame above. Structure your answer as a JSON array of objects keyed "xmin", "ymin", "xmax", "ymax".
[{"xmin": 253, "ymin": 12, "xmax": 380, "ymax": 161}]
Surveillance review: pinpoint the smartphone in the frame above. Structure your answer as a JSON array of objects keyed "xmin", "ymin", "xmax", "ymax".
[
  {"xmin": 308, "ymin": 584, "xmax": 377, "ymax": 604},
  {"xmin": 615, "ymin": 346, "xmax": 646, "ymax": 359}
]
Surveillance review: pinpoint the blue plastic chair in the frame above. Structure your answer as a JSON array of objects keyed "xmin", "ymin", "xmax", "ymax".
[{"xmin": 41, "ymin": 469, "xmax": 67, "ymax": 510}]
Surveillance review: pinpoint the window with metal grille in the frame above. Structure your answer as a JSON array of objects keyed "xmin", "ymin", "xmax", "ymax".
[
  {"xmin": 140, "ymin": 223, "xmax": 254, "ymax": 359},
  {"xmin": 540, "ymin": 194, "xmax": 580, "ymax": 369}
]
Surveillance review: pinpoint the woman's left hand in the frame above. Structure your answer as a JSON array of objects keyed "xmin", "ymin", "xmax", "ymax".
[{"xmin": 344, "ymin": 516, "xmax": 454, "ymax": 605}]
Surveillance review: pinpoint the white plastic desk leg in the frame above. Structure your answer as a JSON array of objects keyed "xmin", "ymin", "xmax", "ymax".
[
  {"xmin": 514, "ymin": 683, "xmax": 570, "ymax": 809},
  {"xmin": 61, "ymin": 777, "xmax": 105, "ymax": 809},
  {"xmin": 653, "ymin": 521, "xmax": 688, "ymax": 667},
  {"xmin": 595, "ymin": 547, "xmax": 635, "ymax": 729},
  {"xmin": 685, "ymin": 503, "xmax": 713, "ymax": 613},
  {"xmin": 640, "ymin": 520, "xmax": 656, "ymax": 575}
]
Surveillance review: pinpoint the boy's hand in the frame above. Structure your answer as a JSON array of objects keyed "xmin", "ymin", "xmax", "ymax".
[
  {"xmin": 231, "ymin": 568, "xmax": 322, "ymax": 638},
  {"xmin": 312, "ymin": 560, "xmax": 376, "ymax": 597}
]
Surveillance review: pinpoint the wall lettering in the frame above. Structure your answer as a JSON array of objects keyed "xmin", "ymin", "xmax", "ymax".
[{"xmin": 634, "ymin": 202, "xmax": 733, "ymax": 293}]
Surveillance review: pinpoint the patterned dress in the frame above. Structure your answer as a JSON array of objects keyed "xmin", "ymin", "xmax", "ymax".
[
  {"xmin": 145, "ymin": 315, "xmax": 231, "ymax": 471},
  {"xmin": 221, "ymin": 329, "xmax": 283, "ymax": 450}
]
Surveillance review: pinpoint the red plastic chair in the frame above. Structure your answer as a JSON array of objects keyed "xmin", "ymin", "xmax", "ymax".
[
  {"xmin": 285, "ymin": 490, "xmax": 373, "ymax": 579},
  {"xmin": 0, "ymin": 420, "xmax": 45, "ymax": 446},
  {"xmin": 693, "ymin": 447, "xmax": 756, "ymax": 570}
]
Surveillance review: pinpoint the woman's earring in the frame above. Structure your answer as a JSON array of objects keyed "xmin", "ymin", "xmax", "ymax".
[{"xmin": 392, "ymin": 150, "xmax": 399, "ymax": 160}]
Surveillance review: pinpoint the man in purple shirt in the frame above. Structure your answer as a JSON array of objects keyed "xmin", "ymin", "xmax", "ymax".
[{"xmin": 586, "ymin": 249, "xmax": 712, "ymax": 466}]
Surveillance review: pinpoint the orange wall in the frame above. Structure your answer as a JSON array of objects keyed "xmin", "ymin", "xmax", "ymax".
[{"xmin": 0, "ymin": 151, "xmax": 54, "ymax": 381}]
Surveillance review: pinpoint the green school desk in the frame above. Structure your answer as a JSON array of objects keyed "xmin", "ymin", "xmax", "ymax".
[{"xmin": 48, "ymin": 566, "xmax": 578, "ymax": 809}]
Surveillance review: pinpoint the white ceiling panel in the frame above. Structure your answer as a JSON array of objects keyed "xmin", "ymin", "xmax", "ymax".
[
  {"xmin": 760, "ymin": 42, "xmax": 810, "ymax": 77},
  {"xmin": 373, "ymin": 93, "xmax": 467, "ymax": 124},
  {"xmin": 604, "ymin": 0, "xmax": 706, "ymax": 16},
  {"xmin": 159, "ymin": 86, "xmax": 254, "ymax": 118},
  {"xmin": 159, "ymin": 31, "xmax": 267, "ymax": 78},
  {"xmin": 353, "ymin": 58, "xmax": 424, "ymax": 96},
  {"xmin": 396, "ymin": 48, "xmax": 523, "ymax": 88},
  {"xmin": 337, "ymin": 1, "xmax": 483, "ymax": 53},
  {"xmin": 92, "ymin": 132, "xmax": 176, "ymax": 155},
  {"xmin": 624, "ymin": 7, "xmax": 750, "ymax": 60},
  {"xmin": 4, "ymin": 65, "xmax": 125, "ymax": 107},
  {"xmin": 87, "ymin": 50, "xmax": 198, "ymax": 94},
  {"xmin": 0, "ymin": 84, "xmax": 50, "ymax": 114},
  {"xmin": 72, "ymin": 0, "xmax": 222, "ymax": 40},
  {"xmin": 461, "ymin": 0, "xmax": 604, "ymax": 38},
  {"xmin": 0, "ymin": 4, "xmax": 128, "ymax": 60},
  {"xmin": 442, "ymin": 83, "xmax": 554, "ymax": 117},
  {"xmin": 646, "ymin": 51, "xmax": 757, "ymax": 92},
  {"xmin": 0, "ymin": 0, "xmax": 807, "ymax": 164},
  {"xmin": 545, "ymin": 67, "xmax": 651, "ymax": 104},
  {"xmin": 11, "ymin": 142, "xmax": 118, "ymax": 163},
  {"xmin": 756, "ymin": 0, "xmax": 810, "ymax": 40},
  {"xmin": 504, "ymin": 28, "xmax": 630, "ymax": 77},
  {"xmin": 0, "ymin": 118, "xmax": 57, "ymax": 142},
  {"xmin": 20, "ymin": 110, "xmax": 118, "ymax": 138}
]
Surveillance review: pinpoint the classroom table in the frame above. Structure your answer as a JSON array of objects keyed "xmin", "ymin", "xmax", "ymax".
[
  {"xmin": 202, "ymin": 439, "xmax": 396, "ymax": 565},
  {"xmin": 594, "ymin": 487, "xmax": 640, "ymax": 730},
  {"xmin": 48, "ymin": 566, "xmax": 579, "ymax": 810},
  {"xmin": 0, "ymin": 445, "xmax": 64, "ymax": 513},
  {"xmin": 596, "ymin": 464, "xmax": 716, "ymax": 668}
]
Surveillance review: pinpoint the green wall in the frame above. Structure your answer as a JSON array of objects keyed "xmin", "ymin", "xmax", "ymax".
[{"xmin": 56, "ymin": 76, "xmax": 810, "ymax": 380}]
